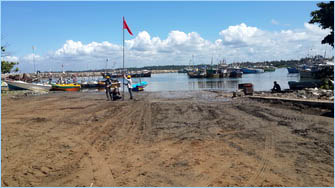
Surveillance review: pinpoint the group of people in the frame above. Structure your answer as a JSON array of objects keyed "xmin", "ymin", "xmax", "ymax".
[{"xmin": 105, "ymin": 74, "xmax": 133, "ymax": 101}]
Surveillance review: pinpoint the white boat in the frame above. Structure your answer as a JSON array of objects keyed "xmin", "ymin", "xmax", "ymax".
[
  {"xmin": 1, "ymin": 81, "xmax": 8, "ymax": 87},
  {"xmin": 6, "ymin": 80, "xmax": 52, "ymax": 92}
]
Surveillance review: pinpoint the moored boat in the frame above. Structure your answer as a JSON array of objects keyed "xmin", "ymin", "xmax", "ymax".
[
  {"xmin": 51, "ymin": 83, "xmax": 81, "ymax": 91},
  {"xmin": 228, "ymin": 68, "xmax": 243, "ymax": 78},
  {"xmin": 6, "ymin": 80, "xmax": 52, "ymax": 92},
  {"xmin": 242, "ymin": 68, "xmax": 264, "ymax": 74},
  {"xmin": 263, "ymin": 66, "xmax": 276, "ymax": 72},
  {"xmin": 81, "ymin": 81, "xmax": 100, "ymax": 88},
  {"xmin": 287, "ymin": 67, "xmax": 299, "ymax": 73}
]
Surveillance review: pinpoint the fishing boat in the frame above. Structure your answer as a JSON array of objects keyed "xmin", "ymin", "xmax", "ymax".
[
  {"xmin": 299, "ymin": 68, "xmax": 313, "ymax": 78},
  {"xmin": 141, "ymin": 70, "xmax": 151, "ymax": 77},
  {"xmin": 287, "ymin": 67, "xmax": 299, "ymax": 73},
  {"xmin": 51, "ymin": 83, "xmax": 81, "ymax": 91},
  {"xmin": 6, "ymin": 80, "xmax": 52, "ymax": 92},
  {"xmin": 263, "ymin": 66, "xmax": 276, "ymax": 72},
  {"xmin": 187, "ymin": 68, "xmax": 207, "ymax": 78},
  {"xmin": 81, "ymin": 81, "xmax": 100, "ymax": 88},
  {"xmin": 227, "ymin": 68, "xmax": 243, "ymax": 78},
  {"xmin": 206, "ymin": 69, "xmax": 220, "ymax": 78},
  {"xmin": 241, "ymin": 68, "xmax": 262, "ymax": 74}
]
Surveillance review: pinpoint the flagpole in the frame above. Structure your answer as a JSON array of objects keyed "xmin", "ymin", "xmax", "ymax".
[{"xmin": 122, "ymin": 16, "xmax": 125, "ymax": 101}]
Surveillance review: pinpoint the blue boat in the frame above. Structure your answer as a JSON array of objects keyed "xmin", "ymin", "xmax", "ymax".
[
  {"xmin": 287, "ymin": 67, "xmax": 299, "ymax": 73},
  {"xmin": 241, "ymin": 68, "xmax": 257, "ymax": 74},
  {"xmin": 241, "ymin": 68, "xmax": 263, "ymax": 74},
  {"xmin": 132, "ymin": 81, "xmax": 148, "ymax": 91}
]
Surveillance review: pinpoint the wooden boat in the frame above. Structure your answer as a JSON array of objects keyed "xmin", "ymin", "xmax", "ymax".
[
  {"xmin": 6, "ymin": 80, "xmax": 52, "ymax": 92},
  {"xmin": 51, "ymin": 83, "xmax": 81, "ymax": 91}
]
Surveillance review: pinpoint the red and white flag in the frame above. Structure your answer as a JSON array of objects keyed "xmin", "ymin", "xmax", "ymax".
[{"xmin": 123, "ymin": 17, "xmax": 133, "ymax": 36}]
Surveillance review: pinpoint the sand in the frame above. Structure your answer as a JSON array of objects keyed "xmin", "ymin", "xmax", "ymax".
[{"xmin": 1, "ymin": 90, "xmax": 333, "ymax": 187}]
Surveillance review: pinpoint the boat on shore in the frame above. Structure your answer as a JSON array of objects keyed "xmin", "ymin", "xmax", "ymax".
[
  {"xmin": 132, "ymin": 81, "xmax": 148, "ymax": 91},
  {"xmin": 1, "ymin": 81, "xmax": 8, "ymax": 90},
  {"xmin": 51, "ymin": 83, "xmax": 81, "ymax": 91},
  {"xmin": 6, "ymin": 80, "xmax": 52, "ymax": 92}
]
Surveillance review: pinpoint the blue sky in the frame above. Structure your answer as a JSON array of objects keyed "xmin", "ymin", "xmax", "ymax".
[{"xmin": 1, "ymin": 1, "xmax": 333, "ymax": 73}]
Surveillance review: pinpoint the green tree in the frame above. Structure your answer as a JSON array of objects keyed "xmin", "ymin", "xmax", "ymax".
[
  {"xmin": 1, "ymin": 46, "xmax": 19, "ymax": 73},
  {"xmin": 309, "ymin": 1, "xmax": 334, "ymax": 47},
  {"xmin": 1, "ymin": 61, "xmax": 19, "ymax": 74}
]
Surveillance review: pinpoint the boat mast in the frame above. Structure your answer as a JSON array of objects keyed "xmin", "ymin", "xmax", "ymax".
[
  {"xmin": 105, "ymin": 58, "xmax": 108, "ymax": 73},
  {"xmin": 32, "ymin": 46, "xmax": 35, "ymax": 74},
  {"xmin": 122, "ymin": 16, "xmax": 125, "ymax": 100},
  {"xmin": 192, "ymin": 55, "xmax": 194, "ymax": 70}
]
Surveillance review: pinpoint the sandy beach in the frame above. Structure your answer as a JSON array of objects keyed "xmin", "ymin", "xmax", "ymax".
[{"xmin": 1, "ymin": 90, "xmax": 333, "ymax": 187}]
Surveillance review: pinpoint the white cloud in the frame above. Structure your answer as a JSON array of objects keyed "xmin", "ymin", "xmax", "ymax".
[
  {"xmin": 22, "ymin": 53, "xmax": 43, "ymax": 61},
  {"xmin": 2, "ymin": 55, "xmax": 19, "ymax": 62},
  {"xmin": 15, "ymin": 22, "xmax": 334, "ymax": 72},
  {"xmin": 219, "ymin": 23, "xmax": 266, "ymax": 47}
]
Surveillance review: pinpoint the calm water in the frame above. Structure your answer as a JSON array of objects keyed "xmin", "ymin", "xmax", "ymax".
[
  {"xmin": 133, "ymin": 68, "xmax": 300, "ymax": 92},
  {"xmin": 74, "ymin": 68, "xmax": 300, "ymax": 92}
]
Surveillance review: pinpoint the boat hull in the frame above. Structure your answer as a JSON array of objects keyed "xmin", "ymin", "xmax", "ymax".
[
  {"xmin": 51, "ymin": 84, "xmax": 81, "ymax": 91},
  {"xmin": 132, "ymin": 81, "xmax": 148, "ymax": 91},
  {"xmin": 241, "ymin": 68, "xmax": 257, "ymax": 74},
  {"xmin": 288, "ymin": 81, "xmax": 322, "ymax": 90},
  {"xmin": 287, "ymin": 67, "xmax": 299, "ymax": 73},
  {"xmin": 6, "ymin": 80, "xmax": 51, "ymax": 92}
]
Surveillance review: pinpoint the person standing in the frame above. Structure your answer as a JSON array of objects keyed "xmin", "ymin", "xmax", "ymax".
[
  {"xmin": 124, "ymin": 75, "xmax": 133, "ymax": 100},
  {"xmin": 105, "ymin": 75, "xmax": 112, "ymax": 101}
]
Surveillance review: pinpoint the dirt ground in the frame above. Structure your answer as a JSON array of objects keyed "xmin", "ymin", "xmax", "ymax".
[{"xmin": 1, "ymin": 90, "xmax": 334, "ymax": 187}]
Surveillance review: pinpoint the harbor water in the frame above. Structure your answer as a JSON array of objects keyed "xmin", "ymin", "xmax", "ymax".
[{"xmin": 76, "ymin": 68, "xmax": 300, "ymax": 92}]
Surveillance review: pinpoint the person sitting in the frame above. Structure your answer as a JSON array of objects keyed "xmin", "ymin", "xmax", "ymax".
[
  {"xmin": 111, "ymin": 80, "xmax": 122, "ymax": 101},
  {"xmin": 272, "ymin": 81, "xmax": 281, "ymax": 93}
]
